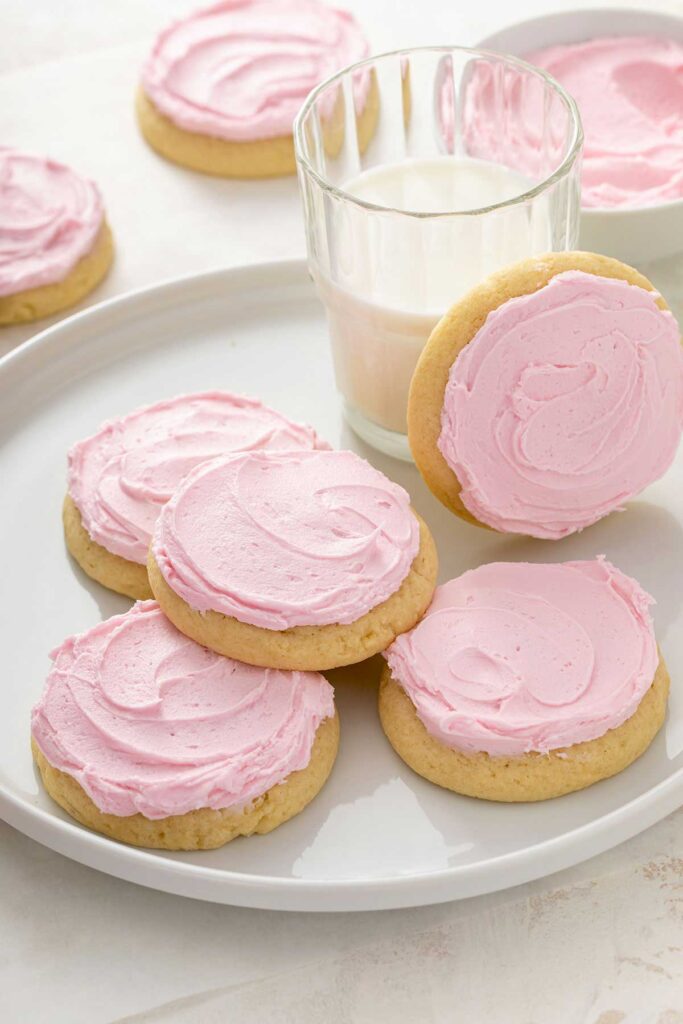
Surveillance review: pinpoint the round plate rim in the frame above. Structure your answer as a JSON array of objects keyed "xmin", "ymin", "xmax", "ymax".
[{"xmin": 1, "ymin": 260, "xmax": 681, "ymax": 912}]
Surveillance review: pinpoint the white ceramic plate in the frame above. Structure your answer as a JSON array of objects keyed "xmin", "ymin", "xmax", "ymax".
[{"xmin": 1, "ymin": 261, "xmax": 681, "ymax": 912}]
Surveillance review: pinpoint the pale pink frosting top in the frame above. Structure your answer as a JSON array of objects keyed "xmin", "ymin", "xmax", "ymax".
[
  {"xmin": 0, "ymin": 147, "xmax": 104, "ymax": 297},
  {"xmin": 527, "ymin": 36, "xmax": 683, "ymax": 208},
  {"xmin": 31, "ymin": 601, "xmax": 335, "ymax": 819},
  {"xmin": 152, "ymin": 449, "xmax": 420, "ymax": 629},
  {"xmin": 140, "ymin": 0, "xmax": 368, "ymax": 142},
  {"xmin": 438, "ymin": 271, "xmax": 683, "ymax": 539},
  {"xmin": 385, "ymin": 558, "xmax": 658, "ymax": 756},
  {"xmin": 68, "ymin": 391, "xmax": 328, "ymax": 564}
]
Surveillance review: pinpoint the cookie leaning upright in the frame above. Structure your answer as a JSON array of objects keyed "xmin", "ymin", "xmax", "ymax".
[
  {"xmin": 64, "ymin": 391, "xmax": 328, "ymax": 600},
  {"xmin": 0, "ymin": 148, "xmax": 113, "ymax": 325},
  {"xmin": 380, "ymin": 558, "xmax": 669, "ymax": 802},
  {"xmin": 136, "ymin": 0, "xmax": 371, "ymax": 179},
  {"xmin": 31, "ymin": 601, "xmax": 339, "ymax": 849},
  {"xmin": 148, "ymin": 448, "xmax": 438, "ymax": 670},
  {"xmin": 408, "ymin": 251, "xmax": 683, "ymax": 539}
]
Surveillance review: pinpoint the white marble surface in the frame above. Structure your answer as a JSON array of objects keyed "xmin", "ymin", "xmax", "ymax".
[{"xmin": 1, "ymin": 1, "xmax": 682, "ymax": 1021}]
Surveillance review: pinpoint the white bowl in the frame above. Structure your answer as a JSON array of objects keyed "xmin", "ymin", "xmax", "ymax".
[{"xmin": 477, "ymin": 8, "xmax": 683, "ymax": 264}]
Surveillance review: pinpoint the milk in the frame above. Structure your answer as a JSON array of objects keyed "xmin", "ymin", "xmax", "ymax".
[
  {"xmin": 346, "ymin": 155, "xmax": 536, "ymax": 214},
  {"xmin": 314, "ymin": 157, "xmax": 553, "ymax": 443}
]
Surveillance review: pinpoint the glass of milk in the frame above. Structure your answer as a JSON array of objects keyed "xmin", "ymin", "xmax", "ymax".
[{"xmin": 294, "ymin": 47, "xmax": 583, "ymax": 460}]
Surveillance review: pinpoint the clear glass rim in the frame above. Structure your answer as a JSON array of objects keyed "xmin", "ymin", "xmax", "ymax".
[{"xmin": 293, "ymin": 45, "xmax": 584, "ymax": 219}]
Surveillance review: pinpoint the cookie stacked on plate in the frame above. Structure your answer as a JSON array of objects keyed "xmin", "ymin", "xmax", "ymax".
[
  {"xmin": 33, "ymin": 390, "xmax": 437, "ymax": 849},
  {"xmin": 382, "ymin": 250, "xmax": 682, "ymax": 800},
  {"xmin": 62, "ymin": 390, "xmax": 438, "ymax": 668},
  {"xmin": 380, "ymin": 558, "xmax": 670, "ymax": 802},
  {"xmin": 31, "ymin": 250, "xmax": 683, "ymax": 852},
  {"xmin": 408, "ymin": 252, "xmax": 683, "ymax": 538}
]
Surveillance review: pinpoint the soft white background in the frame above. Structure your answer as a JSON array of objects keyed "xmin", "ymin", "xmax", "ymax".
[{"xmin": 1, "ymin": 1, "xmax": 683, "ymax": 1021}]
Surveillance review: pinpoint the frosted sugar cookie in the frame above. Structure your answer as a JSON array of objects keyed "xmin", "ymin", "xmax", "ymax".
[
  {"xmin": 137, "ymin": 0, "xmax": 371, "ymax": 178},
  {"xmin": 64, "ymin": 391, "xmax": 327, "ymax": 600},
  {"xmin": 0, "ymin": 147, "xmax": 112, "ymax": 325},
  {"xmin": 148, "ymin": 448, "xmax": 438, "ymax": 670},
  {"xmin": 380, "ymin": 558, "xmax": 669, "ymax": 802},
  {"xmin": 408, "ymin": 252, "xmax": 683, "ymax": 539},
  {"xmin": 31, "ymin": 601, "xmax": 338, "ymax": 849}
]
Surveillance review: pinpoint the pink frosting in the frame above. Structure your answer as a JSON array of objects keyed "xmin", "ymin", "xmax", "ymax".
[
  {"xmin": 527, "ymin": 36, "xmax": 683, "ymax": 208},
  {"xmin": 68, "ymin": 391, "xmax": 328, "ymax": 564},
  {"xmin": 0, "ymin": 147, "xmax": 104, "ymax": 297},
  {"xmin": 444, "ymin": 58, "xmax": 570, "ymax": 185},
  {"xmin": 438, "ymin": 271, "xmax": 683, "ymax": 539},
  {"xmin": 31, "ymin": 601, "xmax": 335, "ymax": 819},
  {"xmin": 385, "ymin": 558, "xmax": 658, "ymax": 756},
  {"xmin": 152, "ymin": 449, "xmax": 420, "ymax": 629},
  {"xmin": 140, "ymin": 0, "xmax": 368, "ymax": 142}
]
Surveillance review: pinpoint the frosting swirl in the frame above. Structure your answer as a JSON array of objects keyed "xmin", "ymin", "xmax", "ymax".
[
  {"xmin": 152, "ymin": 449, "xmax": 420, "ymax": 628},
  {"xmin": 31, "ymin": 601, "xmax": 335, "ymax": 819},
  {"xmin": 0, "ymin": 147, "xmax": 104, "ymax": 297},
  {"xmin": 438, "ymin": 271, "xmax": 683, "ymax": 539},
  {"xmin": 385, "ymin": 558, "xmax": 659, "ymax": 756},
  {"xmin": 527, "ymin": 36, "xmax": 683, "ymax": 209},
  {"xmin": 140, "ymin": 0, "xmax": 368, "ymax": 142},
  {"xmin": 68, "ymin": 391, "xmax": 328, "ymax": 564}
]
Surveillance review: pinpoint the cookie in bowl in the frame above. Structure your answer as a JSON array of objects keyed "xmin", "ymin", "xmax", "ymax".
[
  {"xmin": 380, "ymin": 558, "xmax": 669, "ymax": 802},
  {"xmin": 32, "ymin": 601, "xmax": 339, "ymax": 849},
  {"xmin": 148, "ymin": 448, "xmax": 438, "ymax": 670},
  {"xmin": 408, "ymin": 251, "xmax": 683, "ymax": 538}
]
